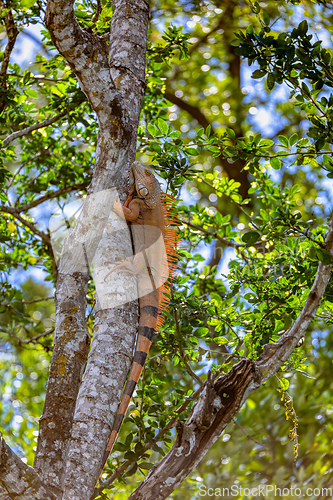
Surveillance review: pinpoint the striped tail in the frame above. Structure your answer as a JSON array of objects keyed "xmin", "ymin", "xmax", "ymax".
[{"xmin": 97, "ymin": 303, "xmax": 158, "ymax": 482}]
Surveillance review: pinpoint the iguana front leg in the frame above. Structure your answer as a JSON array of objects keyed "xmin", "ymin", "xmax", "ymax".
[
  {"xmin": 113, "ymin": 197, "xmax": 140, "ymax": 222},
  {"xmin": 104, "ymin": 198, "xmax": 144, "ymax": 280}
]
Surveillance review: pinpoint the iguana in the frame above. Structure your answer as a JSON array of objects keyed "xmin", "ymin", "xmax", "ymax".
[{"xmin": 97, "ymin": 161, "xmax": 178, "ymax": 481}]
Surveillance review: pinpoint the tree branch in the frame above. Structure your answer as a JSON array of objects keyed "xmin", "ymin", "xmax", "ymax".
[
  {"xmin": 1, "ymin": 182, "xmax": 89, "ymax": 213},
  {"xmin": 181, "ymin": 218, "xmax": 244, "ymax": 249},
  {"xmin": 0, "ymin": 1, "xmax": 19, "ymax": 82},
  {"xmin": 91, "ymin": 0, "xmax": 101, "ymax": 25},
  {"xmin": 0, "ymin": 432, "xmax": 57, "ymax": 499},
  {"xmin": 59, "ymin": 2, "xmax": 150, "ymax": 495},
  {"xmin": 108, "ymin": 0, "xmax": 149, "ymax": 161},
  {"xmin": 7, "ymin": 327, "xmax": 55, "ymax": 346},
  {"xmin": 164, "ymin": 91, "xmax": 213, "ymax": 132},
  {"xmin": 45, "ymin": 0, "xmax": 129, "ymax": 132},
  {"xmin": 1, "ymin": 208, "xmax": 52, "ymax": 247},
  {"xmin": 2, "ymin": 111, "xmax": 68, "ymax": 147},
  {"xmin": 128, "ymin": 360, "xmax": 257, "ymax": 500}
]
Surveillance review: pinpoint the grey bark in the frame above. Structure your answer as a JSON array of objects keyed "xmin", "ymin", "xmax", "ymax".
[{"xmin": 0, "ymin": 433, "xmax": 56, "ymax": 499}]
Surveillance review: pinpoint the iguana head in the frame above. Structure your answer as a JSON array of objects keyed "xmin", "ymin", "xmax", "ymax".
[{"xmin": 130, "ymin": 161, "xmax": 159, "ymax": 200}]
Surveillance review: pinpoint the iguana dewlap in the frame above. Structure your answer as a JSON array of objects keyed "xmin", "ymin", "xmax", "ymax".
[{"xmin": 97, "ymin": 161, "xmax": 177, "ymax": 482}]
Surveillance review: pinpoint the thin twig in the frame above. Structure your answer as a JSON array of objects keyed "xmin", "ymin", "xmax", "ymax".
[
  {"xmin": 91, "ymin": 0, "xmax": 101, "ymax": 24},
  {"xmin": 199, "ymin": 177, "xmax": 255, "ymax": 223},
  {"xmin": 18, "ymin": 328, "xmax": 55, "ymax": 345},
  {"xmin": 9, "ymin": 73, "xmax": 66, "ymax": 83},
  {"xmin": 2, "ymin": 327, "xmax": 55, "ymax": 345},
  {"xmin": 20, "ymin": 296, "xmax": 54, "ymax": 304},
  {"xmin": 21, "ymin": 30, "xmax": 49, "ymax": 56},
  {"xmin": 0, "ymin": 209, "xmax": 52, "ymax": 249},
  {"xmin": 181, "ymin": 218, "xmax": 244, "ymax": 249},
  {"xmin": 259, "ymin": 291, "xmax": 293, "ymax": 326},
  {"xmin": 2, "ymin": 111, "xmax": 68, "ymax": 147},
  {"xmin": 1, "ymin": 181, "xmax": 89, "ymax": 213},
  {"xmin": 233, "ymin": 419, "xmax": 267, "ymax": 448},
  {"xmin": 172, "ymin": 289, "xmax": 203, "ymax": 386}
]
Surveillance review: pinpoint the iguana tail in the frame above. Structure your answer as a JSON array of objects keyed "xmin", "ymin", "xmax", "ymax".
[{"xmin": 100, "ymin": 300, "xmax": 158, "ymax": 469}]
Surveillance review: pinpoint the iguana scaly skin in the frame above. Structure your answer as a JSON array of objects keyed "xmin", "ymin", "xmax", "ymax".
[{"xmin": 98, "ymin": 161, "xmax": 177, "ymax": 480}]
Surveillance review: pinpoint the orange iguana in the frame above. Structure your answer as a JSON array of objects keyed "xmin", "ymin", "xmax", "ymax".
[{"xmin": 97, "ymin": 161, "xmax": 178, "ymax": 481}]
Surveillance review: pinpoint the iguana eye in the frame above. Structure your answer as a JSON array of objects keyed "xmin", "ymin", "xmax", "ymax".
[
  {"xmin": 144, "ymin": 169, "xmax": 151, "ymax": 176},
  {"xmin": 139, "ymin": 187, "xmax": 149, "ymax": 197}
]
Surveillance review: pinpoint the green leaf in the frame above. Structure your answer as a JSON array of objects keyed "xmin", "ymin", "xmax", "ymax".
[
  {"xmin": 114, "ymin": 442, "xmax": 128, "ymax": 452},
  {"xmin": 125, "ymin": 433, "xmax": 133, "ymax": 446},
  {"xmin": 126, "ymin": 463, "xmax": 138, "ymax": 476},
  {"xmin": 147, "ymin": 123, "xmax": 158, "ymax": 136},
  {"xmin": 252, "ymin": 69, "xmax": 267, "ymax": 79},
  {"xmin": 23, "ymin": 72, "xmax": 31, "ymax": 85},
  {"xmin": 124, "ymin": 450, "xmax": 136, "ymax": 461},
  {"xmin": 251, "ymin": 2, "xmax": 260, "ymax": 14},
  {"xmin": 226, "ymin": 128, "xmax": 235, "ymax": 139},
  {"xmin": 279, "ymin": 378, "xmax": 289, "ymax": 391},
  {"xmin": 267, "ymin": 73, "xmax": 275, "ymax": 91},
  {"xmin": 259, "ymin": 139, "xmax": 274, "ymax": 148},
  {"xmin": 297, "ymin": 138, "xmax": 308, "ymax": 147},
  {"xmin": 208, "ymin": 146, "xmax": 221, "ymax": 154},
  {"xmin": 270, "ymin": 157, "xmax": 282, "ymax": 170},
  {"xmin": 298, "ymin": 20, "xmax": 308, "ymax": 36},
  {"xmin": 289, "ymin": 133, "xmax": 298, "ymax": 147},
  {"xmin": 316, "ymin": 248, "xmax": 332, "ymax": 265},
  {"xmin": 157, "ymin": 118, "xmax": 168, "ymax": 135},
  {"xmin": 278, "ymin": 135, "xmax": 289, "ymax": 147},
  {"xmin": 139, "ymin": 462, "xmax": 154, "ymax": 470},
  {"xmin": 242, "ymin": 231, "xmax": 260, "ymax": 247},
  {"xmin": 323, "ymin": 155, "xmax": 333, "ymax": 172},
  {"xmin": 152, "ymin": 444, "xmax": 165, "ymax": 455},
  {"xmin": 246, "ymin": 25, "xmax": 254, "ymax": 35},
  {"xmin": 262, "ymin": 11, "xmax": 270, "ymax": 26},
  {"xmin": 214, "ymin": 336, "xmax": 228, "ymax": 345},
  {"xmin": 302, "ymin": 82, "xmax": 310, "ymax": 95},
  {"xmin": 24, "ymin": 88, "xmax": 39, "ymax": 99},
  {"xmin": 309, "ymin": 246, "xmax": 317, "ymax": 260},
  {"xmin": 149, "ymin": 142, "xmax": 161, "ymax": 153},
  {"xmin": 184, "ymin": 147, "xmax": 199, "ymax": 156}
]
